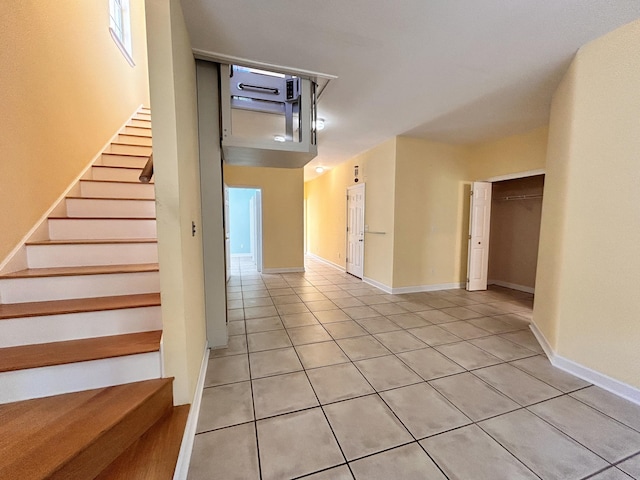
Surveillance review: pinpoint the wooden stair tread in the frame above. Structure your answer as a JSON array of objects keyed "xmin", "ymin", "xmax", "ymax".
[
  {"xmin": 102, "ymin": 151, "xmax": 151, "ymax": 158},
  {"xmin": 0, "ymin": 378, "xmax": 173, "ymax": 480},
  {"xmin": 0, "ymin": 293, "xmax": 160, "ymax": 320},
  {"xmin": 0, "ymin": 263, "xmax": 159, "ymax": 279},
  {"xmin": 66, "ymin": 195, "xmax": 154, "ymax": 201},
  {"xmin": 96, "ymin": 405, "xmax": 189, "ymax": 480},
  {"xmin": 0, "ymin": 330, "xmax": 162, "ymax": 372},
  {"xmin": 27, "ymin": 238, "xmax": 157, "ymax": 245},
  {"xmin": 110, "ymin": 142, "xmax": 151, "ymax": 148},
  {"xmin": 48, "ymin": 216, "xmax": 156, "ymax": 220},
  {"xmin": 80, "ymin": 178, "xmax": 152, "ymax": 185},
  {"xmin": 92, "ymin": 165, "xmax": 145, "ymax": 171}
]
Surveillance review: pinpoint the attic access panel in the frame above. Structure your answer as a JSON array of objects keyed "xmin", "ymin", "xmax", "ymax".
[{"xmin": 221, "ymin": 64, "xmax": 318, "ymax": 168}]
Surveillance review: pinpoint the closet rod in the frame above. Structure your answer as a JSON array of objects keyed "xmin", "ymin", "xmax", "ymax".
[{"xmin": 496, "ymin": 194, "xmax": 543, "ymax": 202}]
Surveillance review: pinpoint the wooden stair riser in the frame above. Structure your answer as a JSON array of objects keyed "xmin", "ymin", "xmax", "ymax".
[
  {"xmin": 0, "ymin": 271, "xmax": 160, "ymax": 303},
  {"xmin": 107, "ymin": 143, "xmax": 152, "ymax": 156},
  {"xmin": 128, "ymin": 119, "xmax": 151, "ymax": 128},
  {"xmin": 48, "ymin": 218, "xmax": 157, "ymax": 240},
  {"xmin": 0, "ymin": 306, "xmax": 161, "ymax": 348},
  {"xmin": 99, "ymin": 154, "xmax": 149, "ymax": 168},
  {"xmin": 0, "ymin": 352, "xmax": 162, "ymax": 404},
  {"xmin": 26, "ymin": 242, "xmax": 158, "ymax": 269},
  {"xmin": 91, "ymin": 166, "xmax": 152, "ymax": 183},
  {"xmin": 80, "ymin": 180, "xmax": 155, "ymax": 199},
  {"xmin": 123, "ymin": 126, "xmax": 152, "ymax": 137},
  {"xmin": 134, "ymin": 111, "xmax": 152, "ymax": 119},
  {"xmin": 66, "ymin": 198, "xmax": 156, "ymax": 218},
  {"xmin": 116, "ymin": 134, "xmax": 153, "ymax": 147}
]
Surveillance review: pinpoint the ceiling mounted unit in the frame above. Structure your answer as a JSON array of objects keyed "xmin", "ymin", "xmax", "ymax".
[{"xmin": 221, "ymin": 64, "xmax": 318, "ymax": 168}]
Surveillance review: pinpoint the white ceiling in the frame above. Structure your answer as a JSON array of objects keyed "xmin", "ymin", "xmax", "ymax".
[{"xmin": 180, "ymin": 0, "xmax": 640, "ymax": 180}]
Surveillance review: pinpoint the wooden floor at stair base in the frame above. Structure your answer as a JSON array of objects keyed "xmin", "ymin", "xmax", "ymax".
[{"xmin": 0, "ymin": 378, "xmax": 173, "ymax": 480}]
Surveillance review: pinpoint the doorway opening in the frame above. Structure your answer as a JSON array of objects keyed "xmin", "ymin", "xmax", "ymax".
[
  {"xmin": 227, "ymin": 187, "xmax": 263, "ymax": 274},
  {"xmin": 346, "ymin": 184, "xmax": 365, "ymax": 278},
  {"xmin": 467, "ymin": 172, "xmax": 545, "ymax": 294}
]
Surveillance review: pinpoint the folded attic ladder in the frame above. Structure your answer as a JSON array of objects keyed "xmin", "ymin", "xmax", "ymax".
[{"xmin": 0, "ymin": 107, "xmax": 188, "ymax": 480}]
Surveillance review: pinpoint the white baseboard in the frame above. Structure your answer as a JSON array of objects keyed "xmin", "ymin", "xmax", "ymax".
[
  {"xmin": 390, "ymin": 282, "xmax": 465, "ymax": 295},
  {"xmin": 362, "ymin": 276, "xmax": 392, "ymax": 293},
  {"xmin": 262, "ymin": 267, "xmax": 305, "ymax": 274},
  {"xmin": 173, "ymin": 341, "xmax": 209, "ymax": 480},
  {"xmin": 305, "ymin": 253, "xmax": 345, "ymax": 272},
  {"xmin": 529, "ymin": 322, "xmax": 640, "ymax": 406},
  {"xmin": 489, "ymin": 279, "xmax": 535, "ymax": 294}
]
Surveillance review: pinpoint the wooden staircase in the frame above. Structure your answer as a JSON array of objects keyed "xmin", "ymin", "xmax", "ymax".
[{"xmin": 0, "ymin": 107, "xmax": 188, "ymax": 479}]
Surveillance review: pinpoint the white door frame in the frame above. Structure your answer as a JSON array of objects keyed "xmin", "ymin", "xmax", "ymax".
[{"xmin": 346, "ymin": 183, "xmax": 365, "ymax": 278}]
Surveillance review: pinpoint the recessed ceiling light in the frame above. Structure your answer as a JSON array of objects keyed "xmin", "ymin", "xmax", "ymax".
[
  {"xmin": 315, "ymin": 166, "xmax": 324, "ymax": 173},
  {"xmin": 316, "ymin": 118, "xmax": 325, "ymax": 131},
  {"xmin": 273, "ymin": 135, "xmax": 286, "ymax": 142}
]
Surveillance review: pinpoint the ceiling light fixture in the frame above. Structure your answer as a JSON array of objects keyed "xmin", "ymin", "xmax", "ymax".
[
  {"xmin": 315, "ymin": 166, "xmax": 324, "ymax": 173},
  {"xmin": 273, "ymin": 135, "xmax": 286, "ymax": 142},
  {"xmin": 316, "ymin": 118, "xmax": 325, "ymax": 131}
]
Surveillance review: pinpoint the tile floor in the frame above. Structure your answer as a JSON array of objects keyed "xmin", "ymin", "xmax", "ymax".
[{"xmin": 188, "ymin": 257, "xmax": 640, "ymax": 480}]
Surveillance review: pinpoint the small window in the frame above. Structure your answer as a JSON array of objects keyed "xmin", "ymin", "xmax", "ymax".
[{"xmin": 109, "ymin": 0, "xmax": 135, "ymax": 66}]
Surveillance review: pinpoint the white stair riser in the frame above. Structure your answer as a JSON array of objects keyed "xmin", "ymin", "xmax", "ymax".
[
  {"xmin": 80, "ymin": 181, "xmax": 155, "ymax": 199},
  {"xmin": 117, "ymin": 134, "xmax": 152, "ymax": 146},
  {"xmin": 0, "ymin": 271, "xmax": 159, "ymax": 303},
  {"xmin": 48, "ymin": 219, "xmax": 157, "ymax": 240},
  {"xmin": 0, "ymin": 352, "xmax": 161, "ymax": 404},
  {"xmin": 66, "ymin": 198, "xmax": 155, "ymax": 218},
  {"xmin": 26, "ymin": 243, "xmax": 158, "ymax": 268},
  {"xmin": 91, "ymin": 167, "xmax": 149, "ymax": 183},
  {"xmin": 0, "ymin": 306, "xmax": 162, "ymax": 348},
  {"xmin": 129, "ymin": 119, "xmax": 151, "ymax": 128},
  {"xmin": 107, "ymin": 143, "xmax": 152, "ymax": 156},
  {"xmin": 99, "ymin": 154, "xmax": 148, "ymax": 168},
  {"xmin": 123, "ymin": 126, "xmax": 152, "ymax": 137}
]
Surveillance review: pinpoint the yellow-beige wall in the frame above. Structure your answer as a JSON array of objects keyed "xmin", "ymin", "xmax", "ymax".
[
  {"xmin": 146, "ymin": 0, "xmax": 206, "ymax": 405},
  {"xmin": 0, "ymin": 1, "xmax": 150, "ymax": 263},
  {"xmin": 224, "ymin": 166, "xmax": 305, "ymax": 271},
  {"xmin": 534, "ymin": 19, "xmax": 640, "ymax": 389}
]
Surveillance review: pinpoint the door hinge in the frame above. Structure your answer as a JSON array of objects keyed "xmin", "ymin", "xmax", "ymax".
[
  {"xmin": 468, "ymin": 235, "xmax": 471, "ymax": 240},
  {"xmin": 470, "ymin": 191, "xmax": 473, "ymax": 196}
]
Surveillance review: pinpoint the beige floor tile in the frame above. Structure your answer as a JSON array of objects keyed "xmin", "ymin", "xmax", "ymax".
[
  {"xmin": 408, "ymin": 325, "xmax": 462, "ymax": 346},
  {"xmin": 304, "ymin": 465, "xmax": 353, "ymax": 479},
  {"xmin": 324, "ymin": 395, "xmax": 413, "ymax": 460},
  {"xmin": 467, "ymin": 316, "xmax": 520, "ymax": 334},
  {"xmin": 245, "ymin": 316, "xmax": 284, "ymax": 333},
  {"xmin": 440, "ymin": 306, "xmax": 484, "ymax": 320},
  {"xmin": 370, "ymin": 302, "xmax": 408, "ymax": 316},
  {"xmin": 323, "ymin": 290, "xmax": 355, "ymax": 300},
  {"xmin": 305, "ymin": 300, "xmax": 339, "ymax": 312},
  {"xmin": 298, "ymin": 292, "xmax": 328, "ymax": 302},
  {"xmin": 618, "ymin": 454, "xmax": 640, "ymax": 479},
  {"xmin": 589, "ymin": 468, "xmax": 635, "ymax": 480},
  {"xmin": 469, "ymin": 335, "xmax": 537, "ymax": 361},
  {"xmin": 356, "ymin": 316, "xmax": 401, "ymax": 334},
  {"xmin": 210, "ymin": 334, "xmax": 248, "ymax": 357},
  {"xmin": 571, "ymin": 386, "xmax": 640, "ymax": 432},
  {"xmin": 272, "ymin": 294, "xmax": 303, "ymax": 305},
  {"xmin": 228, "ymin": 299, "xmax": 243, "ymax": 309},
  {"xmin": 227, "ymin": 309, "xmax": 245, "ymax": 321},
  {"xmin": 243, "ymin": 297, "xmax": 274, "ymax": 308},
  {"xmin": 529, "ymin": 396, "xmax": 640, "ymax": 462},
  {"xmin": 440, "ymin": 321, "xmax": 492, "ymax": 340},
  {"xmin": 430, "ymin": 372, "xmax": 519, "ymax": 421},
  {"xmin": 380, "ymin": 383, "xmax": 471, "ymax": 438},
  {"xmin": 306, "ymin": 363, "xmax": 375, "ymax": 404},
  {"xmin": 323, "ymin": 320, "xmax": 368, "ymax": 339},
  {"xmin": 276, "ymin": 302, "xmax": 311, "ymax": 315},
  {"xmin": 499, "ymin": 330, "xmax": 544, "ymax": 353},
  {"xmin": 249, "ymin": 347, "xmax": 303, "ymax": 378},
  {"xmin": 252, "ymin": 371, "xmax": 319, "ymax": 419},
  {"xmin": 510, "ymin": 355, "xmax": 591, "ymax": 392},
  {"xmin": 313, "ymin": 309, "xmax": 352, "ymax": 324},
  {"xmin": 466, "ymin": 303, "xmax": 507, "ymax": 316},
  {"xmin": 420, "ymin": 425, "xmax": 537, "ymax": 480},
  {"xmin": 227, "ymin": 321, "xmax": 246, "ymax": 335},
  {"xmin": 268, "ymin": 287, "xmax": 296, "ymax": 296},
  {"xmin": 247, "ymin": 330, "xmax": 292, "ymax": 352},
  {"xmin": 473, "ymin": 363, "xmax": 561, "ymax": 405},
  {"xmin": 435, "ymin": 342, "xmax": 503, "ymax": 370},
  {"xmin": 241, "ymin": 288, "xmax": 270, "ymax": 298},
  {"xmin": 350, "ymin": 443, "xmax": 447, "ymax": 480},
  {"xmin": 336, "ymin": 335, "xmax": 391, "ymax": 361},
  {"xmin": 356, "ymin": 294, "xmax": 391, "ymax": 305},
  {"xmin": 397, "ymin": 348, "xmax": 465, "ymax": 380},
  {"xmin": 386, "ymin": 313, "xmax": 431, "ymax": 329},
  {"xmin": 288, "ymin": 325, "xmax": 333, "ymax": 345},
  {"xmin": 205, "ymin": 355, "xmax": 250, "ymax": 387},
  {"xmin": 244, "ymin": 305, "xmax": 278, "ymax": 320},
  {"xmin": 415, "ymin": 310, "xmax": 459, "ymax": 324},
  {"xmin": 332, "ymin": 297, "xmax": 366, "ymax": 308},
  {"xmin": 281, "ymin": 312, "xmax": 319, "ymax": 328},
  {"xmin": 480, "ymin": 409, "xmax": 608, "ymax": 479},
  {"xmin": 296, "ymin": 341, "xmax": 350, "ymax": 368},
  {"xmin": 354, "ymin": 355, "xmax": 423, "ymax": 391},
  {"xmin": 373, "ymin": 330, "xmax": 427, "ymax": 353},
  {"xmin": 196, "ymin": 382, "xmax": 254, "ymax": 432},
  {"xmin": 395, "ymin": 301, "xmax": 434, "ymax": 313},
  {"xmin": 188, "ymin": 423, "xmax": 259, "ymax": 480},
  {"xmin": 423, "ymin": 298, "xmax": 457, "ymax": 309},
  {"xmin": 343, "ymin": 306, "xmax": 381, "ymax": 320},
  {"xmin": 257, "ymin": 408, "xmax": 344, "ymax": 480}
]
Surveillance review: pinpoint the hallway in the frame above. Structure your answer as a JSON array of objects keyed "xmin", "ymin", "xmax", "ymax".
[{"xmin": 188, "ymin": 258, "xmax": 640, "ymax": 480}]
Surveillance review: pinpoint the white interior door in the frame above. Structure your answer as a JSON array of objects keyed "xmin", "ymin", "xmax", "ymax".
[
  {"xmin": 467, "ymin": 181, "xmax": 492, "ymax": 291},
  {"xmin": 346, "ymin": 184, "xmax": 365, "ymax": 278},
  {"xmin": 224, "ymin": 185, "xmax": 231, "ymax": 282}
]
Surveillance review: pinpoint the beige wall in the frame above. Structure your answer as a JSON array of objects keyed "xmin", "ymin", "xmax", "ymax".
[
  {"xmin": 534, "ymin": 19, "xmax": 640, "ymax": 388},
  {"xmin": 0, "ymin": 1, "xmax": 150, "ymax": 263},
  {"xmin": 488, "ymin": 176, "xmax": 544, "ymax": 290},
  {"xmin": 224, "ymin": 166, "xmax": 304, "ymax": 271},
  {"xmin": 146, "ymin": 0, "xmax": 206, "ymax": 405},
  {"xmin": 305, "ymin": 139, "xmax": 397, "ymax": 286},
  {"xmin": 393, "ymin": 137, "xmax": 469, "ymax": 288}
]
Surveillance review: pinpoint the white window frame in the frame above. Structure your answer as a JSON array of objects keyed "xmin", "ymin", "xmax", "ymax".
[{"xmin": 109, "ymin": 0, "xmax": 135, "ymax": 66}]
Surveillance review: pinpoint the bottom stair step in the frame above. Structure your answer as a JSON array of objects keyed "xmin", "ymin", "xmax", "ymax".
[
  {"xmin": 0, "ymin": 378, "xmax": 175, "ymax": 480},
  {"xmin": 97, "ymin": 404, "xmax": 190, "ymax": 480}
]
